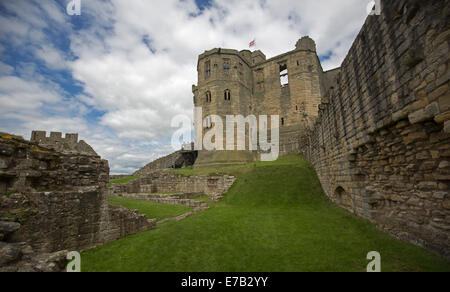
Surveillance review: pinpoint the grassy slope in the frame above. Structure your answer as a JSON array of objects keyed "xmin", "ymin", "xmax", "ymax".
[
  {"xmin": 109, "ymin": 195, "xmax": 193, "ymax": 221},
  {"xmin": 83, "ymin": 155, "xmax": 450, "ymax": 272}
]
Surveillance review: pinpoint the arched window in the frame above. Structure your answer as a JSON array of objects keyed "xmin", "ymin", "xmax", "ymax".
[
  {"xmin": 205, "ymin": 91, "xmax": 212, "ymax": 103},
  {"xmin": 224, "ymin": 89, "xmax": 231, "ymax": 101}
]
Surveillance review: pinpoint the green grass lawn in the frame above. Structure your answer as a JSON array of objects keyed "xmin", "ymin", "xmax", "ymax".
[
  {"xmin": 109, "ymin": 175, "xmax": 140, "ymax": 186},
  {"xmin": 192, "ymin": 195, "xmax": 211, "ymax": 202},
  {"xmin": 109, "ymin": 195, "xmax": 193, "ymax": 221},
  {"xmin": 83, "ymin": 155, "xmax": 450, "ymax": 272}
]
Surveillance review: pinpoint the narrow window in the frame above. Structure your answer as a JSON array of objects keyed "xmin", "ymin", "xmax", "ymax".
[
  {"xmin": 256, "ymin": 69, "xmax": 264, "ymax": 91},
  {"xmin": 223, "ymin": 59, "xmax": 230, "ymax": 75},
  {"xmin": 295, "ymin": 105, "xmax": 298, "ymax": 111},
  {"xmin": 206, "ymin": 91, "xmax": 212, "ymax": 103},
  {"xmin": 281, "ymin": 117, "xmax": 285, "ymax": 126},
  {"xmin": 279, "ymin": 63, "xmax": 288, "ymax": 86},
  {"xmin": 224, "ymin": 89, "xmax": 231, "ymax": 101},
  {"xmin": 296, "ymin": 60, "xmax": 299, "ymax": 66},
  {"xmin": 205, "ymin": 61, "xmax": 211, "ymax": 78},
  {"xmin": 239, "ymin": 63, "xmax": 243, "ymax": 75}
]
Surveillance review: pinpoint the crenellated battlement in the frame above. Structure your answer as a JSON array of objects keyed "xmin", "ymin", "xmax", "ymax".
[
  {"xmin": 30, "ymin": 130, "xmax": 97, "ymax": 156},
  {"xmin": 31, "ymin": 130, "xmax": 79, "ymax": 145}
]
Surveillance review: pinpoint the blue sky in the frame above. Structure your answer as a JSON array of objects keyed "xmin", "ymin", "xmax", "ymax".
[{"xmin": 0, "ymin": 0, "xmax": 369, "ymax": 174}]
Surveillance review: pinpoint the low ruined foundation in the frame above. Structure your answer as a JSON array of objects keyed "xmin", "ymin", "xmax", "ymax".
[{"xmin": 111, "ymin": 171, "xmax": 236, "ymax": 202}]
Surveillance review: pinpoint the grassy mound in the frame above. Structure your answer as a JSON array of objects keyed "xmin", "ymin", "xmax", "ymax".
[{"xmin": 82, "ymin": 155, "xmax": 450, "ymax": 272}]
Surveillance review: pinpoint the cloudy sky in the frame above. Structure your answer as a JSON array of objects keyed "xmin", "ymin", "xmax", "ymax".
[{"xmin": 0, "ymin": 0, "xmax": 370, "ymax": 174}]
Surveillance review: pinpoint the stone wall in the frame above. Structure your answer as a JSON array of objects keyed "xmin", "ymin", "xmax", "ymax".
[
  {"xmin": 116, "ymin": 193, "xmax": 208, "ymax": 208},
  {"xmin": 301, "ymin": 0, "xmax": 450, "ymax": 258},
  {"xmin": 0, "ymin": 133, "xmax": 107, "ymax": 193},
  {"xmin": 0, "ymin": 133, "xmax": 155, "ymax": 259},
  {"xmin": 111, "ymin": 171, "xmax": 236, "ymax": 201},
  {"xmin": 134, "ymin": 149, "xmax": 198, "ymax": 175}
]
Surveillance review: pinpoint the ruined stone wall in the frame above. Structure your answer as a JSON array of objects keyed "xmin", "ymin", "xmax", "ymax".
[
  {"xmin": 1, "ymin": 133, "xmax": 108, "ymax": 193},
  {"xmin": 302, "ymin": 0, "xmax": 450, "ymax": 257},
  {"xmin": 116, "ymin": 193, "xmax": 208, "ymax": 208},
  {"xmin": 252, "ymin": 38, "xmax": 323, "ymax": 126},
  {"xmin": 111, "ymin": 171, "xmax": 235, "ymax": 200},
  {"xmin": 134, "ymin": 149, "xmax": 197, "ymax": 176},
  {"xmin": 0, "ymin": 134, "xmax": 155, "ymax": 256}
]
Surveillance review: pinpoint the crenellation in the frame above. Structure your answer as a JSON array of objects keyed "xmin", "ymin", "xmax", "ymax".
[
  {"xmin": 30, "ymin": 131, "xmax": 96, "ymax": 156},
  {"xmin": 295, "ymin": 36, "xmax": 316, "ymax": 52},
  {"xmin": 31, "ymin": 130, "xmax": 77, "ymax": 144}
]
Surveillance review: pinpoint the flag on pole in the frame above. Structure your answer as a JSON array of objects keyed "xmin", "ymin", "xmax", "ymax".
[{"xmin": 249, "ymin": 39, "xmax": 255, "ymax": 48}]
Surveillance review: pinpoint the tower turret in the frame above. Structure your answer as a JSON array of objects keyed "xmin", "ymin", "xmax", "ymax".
[{"xmin": 295, "ymin": 36, "xmax": 316, "ymax": 52}]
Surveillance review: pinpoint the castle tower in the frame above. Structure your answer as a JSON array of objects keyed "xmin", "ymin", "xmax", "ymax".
[
  {"xmin": 295, "ymin": 36, "xmax": 316, "ymax": 52},
  {"xmin": 192, "ymin": 37, "xmax": 332, "ymax": 167},
  {"xmin": 193, "ymin": 48, "xmax": 257, "ymax": 167}
]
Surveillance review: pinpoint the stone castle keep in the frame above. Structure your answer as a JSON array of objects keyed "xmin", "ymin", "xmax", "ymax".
[
  {"xmin": 191, "ymin": 36, "xmax": 337, "ymax": 167},
  {"xmin": 0, "ymin": 0, "xmax": 448, "ymax": 270}
]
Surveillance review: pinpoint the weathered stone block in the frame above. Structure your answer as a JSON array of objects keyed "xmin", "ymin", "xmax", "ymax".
[
  {"xmin": 444, "ymin": 121, "xmax": 450, "ymax": 133},
  {"xmin": 408, "ymin": 102, "xmax": 440, "ymax": 124},
  {"xmin": 403, "ymin": 131, "xmax": 428, "ymax": 144},
  {"xmin": 438, "ymin": 94, "xmax": 450, "ymax": 112},
  {"xmin": 0, "ymin": 221, "xmax": 21, "ymax": 235},
  {"xmin": 439, "ymin": 161, "xmax": 449, "ymax": 168},
  {"xmin": 0, "ymin": 157, "xmax": 11, "ymax": 169},
  {"xmin": 0, "ymin": 242, "xmax": 22, "ymax": 267},
  {"xmin": 428, "ymin": 84, "xmax": 448, "ymax": 101},
  {"xmin": 0, "ymin": 144, "xmax": 14, "ymax": 156},
  {"xmin": 434, "ymin": 111, "xmax": 450, "ymax": 124}
]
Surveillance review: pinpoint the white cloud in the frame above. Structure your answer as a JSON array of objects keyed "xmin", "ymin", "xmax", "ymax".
[
  {"xmin": 0, "ymin": 0, "xmax": 371, "ymax": 174},
  {"xmin": 35, "ymin": 44, "xmax": 70, "ymax": 71}
]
